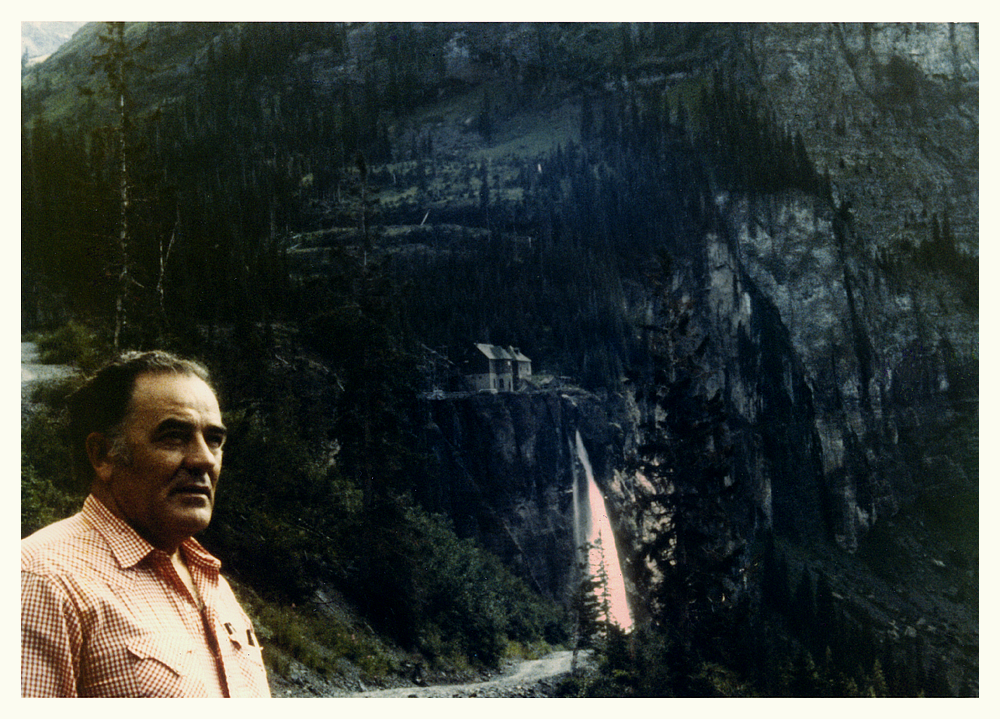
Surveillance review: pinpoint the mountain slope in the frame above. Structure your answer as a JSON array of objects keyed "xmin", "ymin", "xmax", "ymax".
[
  {"xmin": 21, "ymin": 21, "xmax": 87, "ymax": 63},
  {"xmin": 21, "ymin": 22, "xmax": 977, "ymax": 696}
]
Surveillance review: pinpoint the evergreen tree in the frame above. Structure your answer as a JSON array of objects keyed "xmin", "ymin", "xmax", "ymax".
[
  {"xmin": 592, "ymin": 535, "xmax": 615, "ymax": 634},
  {"xmin": 477, "ymin": 90, "xmax": 493, "ymax": 142},
  {"xmin": 628, "ymin": 252, "xmax": 742, "ymax": 653},
  {"xmin": 813, "ymin": 569, "xmax": 836, "ymax": 656},
  {"xmin": 762, "ymin": 535, "xmax": 791, "ymax": 615},
  {"xmin": 478, "ymin": 161, "xmax": 491, "ymax": 228},
  {"xmin": 571, "ymin": 551, "xmax": 604, "ymax": 671},
  {"xmin": 789, "ymin": 650, "xmax": 821, "ymax": 697},
  {"xmin": 580, "ymin": 94, "xmax": 595, "ymax": 143},
  {"xmin": 792, "ymin": 567, "xmax": 815, "ymax": 640}
]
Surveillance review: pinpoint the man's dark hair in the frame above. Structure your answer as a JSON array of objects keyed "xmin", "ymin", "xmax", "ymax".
[{"xmin": 67, "ymin": 350, "xmax": 215, "ymax": 484}]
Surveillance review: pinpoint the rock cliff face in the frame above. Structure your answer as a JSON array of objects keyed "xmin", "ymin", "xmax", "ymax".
[
  {"xmin": 416, "ymin": 194, "xmax": 975, "ymax": 607},
  {"xmin": 418, "ymin": 390, "xmax": 620, "ymax": 603},
  {"xmin": 734, "ymin": 23, "xmax": 978, "ymax": 552},
  {"xmin": 416, "ymin": 22, "xmax": 976, "ymax": 688},
  {"xmin": 745, "ymin": 23, "xmax": 978, "ymax": 252}
]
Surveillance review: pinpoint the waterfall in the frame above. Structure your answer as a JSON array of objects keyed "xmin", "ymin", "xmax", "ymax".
[{"xmin": 572, "ymin": 430, "xmax": 633, "ymax": 632}]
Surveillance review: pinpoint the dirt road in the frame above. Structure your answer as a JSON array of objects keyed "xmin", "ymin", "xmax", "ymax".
[{"xmin": 349, "ymin": 650, "xmax": 580, "ymax": 698}]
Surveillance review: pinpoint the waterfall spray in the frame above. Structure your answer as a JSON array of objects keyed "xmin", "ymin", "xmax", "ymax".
[{"xmin": 572, "ymin": 430, "xmax": 632, "ymax": 632}]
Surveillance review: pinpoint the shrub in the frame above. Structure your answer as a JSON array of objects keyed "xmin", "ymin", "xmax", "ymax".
[
  {"xmin": 33, "ymin": 321, "xmax": 108, "ymax": 369},
  {"xmin": 230, "ymin": 580, "xmax": 397, "ymax": 683},
  {"xmin": 395, "ymin": 505, "xmax": 566, "ymax": 667},
  {"xmin": 21, "ymin": 381, "xmax": 85, "ymax": 538},
  {"xmin": 21, "ymin": 461, "xmax": 81, "ymax": 538}
]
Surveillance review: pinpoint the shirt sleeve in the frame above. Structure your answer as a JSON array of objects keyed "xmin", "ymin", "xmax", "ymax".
[{"xmin": 21, "ymin": 570, "xmax": 82, "ymax": 697}]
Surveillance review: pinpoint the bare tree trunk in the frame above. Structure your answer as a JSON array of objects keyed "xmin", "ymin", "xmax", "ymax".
[
  {"xmin": 356, "ymin": 152, "xmax": 370, "ymax": 267},
  {"xmin": 114, "ymin": 87, "xmax": 129, "ymax": 349},
  {"xmin": 157, "ymin": 206, "xmax": 178, "ymax": 322},
  {"xmin": 96, "ymin": 22, "xmax": 144, "ymax": 350}
]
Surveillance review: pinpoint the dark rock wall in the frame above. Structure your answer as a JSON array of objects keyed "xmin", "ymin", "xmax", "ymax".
[
  {"xmin": 416, "ymin": 188, "xmax": 975, "ymax": 625},
  {"xmin": 405, "ymin": 20, "xmax": 975, "ymax": 663},
  {"xmin": 418, "ymin": 389, "xmax": 627, "ymax": 603},
  {"xmin": 421, "ymin": 392, "xmax": 586, "ymax": 601}
]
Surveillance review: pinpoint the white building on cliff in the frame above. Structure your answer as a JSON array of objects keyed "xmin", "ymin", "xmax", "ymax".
[{"xmin": 466, "ymin": 344, "xmax": 532, "ymax": 392}]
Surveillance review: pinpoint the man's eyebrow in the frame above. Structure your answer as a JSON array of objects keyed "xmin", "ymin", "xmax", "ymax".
[
  {"xmin": 154, "ymin": 418, "xmax": 228, "ymax": 436},
  {"xmin": 154, "ymin": 418, "xmax": 194, "ymax": 433}
]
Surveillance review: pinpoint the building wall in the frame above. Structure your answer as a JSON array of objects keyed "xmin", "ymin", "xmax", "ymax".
[
  {"xmin": 468, "ymin": 370, "xmax": 514, "ymax": 392},
  {"xmin": 468, "ymin": 373, "xmax": 494, "ymax": 392},
  {"xmin": 466, "ymin": 347, "xmax": 527, "ymax": 392}
]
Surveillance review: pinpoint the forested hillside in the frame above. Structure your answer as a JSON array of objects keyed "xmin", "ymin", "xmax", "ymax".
[
  {"xmin": 21, "ymin": 23, "xmax": 829, "ymax": 375},
  {"xmin": 21, "ymin": 22, "xmax": 977, "ymax": 696}
]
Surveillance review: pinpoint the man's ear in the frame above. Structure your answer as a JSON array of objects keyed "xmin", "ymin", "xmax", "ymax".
[{"xmin": 85, "ymin": 433, "xmax": 114, "ymax": 483}]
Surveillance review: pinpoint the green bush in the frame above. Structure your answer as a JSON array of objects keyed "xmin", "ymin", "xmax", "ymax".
[
  {"xmin": 21, "ymin": 461, "xmax": 81, "ymax": 538},
  {"xmin": 392, "ymin": 505, "xmax": 566, "ymax": 668},
  {"xmin": 33, "ymin": 321, "xmax": 108, "ymax": 369},
  {"xmin": 22, "ymin": 380, "xmax": 86, "ymax": 538}
]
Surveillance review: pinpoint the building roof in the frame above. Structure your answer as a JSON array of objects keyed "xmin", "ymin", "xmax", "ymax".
[
  {"xmin": 473, "ymin": 343, "xmax": 531, "ymax": 364},
  {"xmin": 475, "ymin": 343, "xmax": 513, "ymax": 361},
  {"xmin": 509, "ymin": 347, "xmax": 531, "ymax": 363}
]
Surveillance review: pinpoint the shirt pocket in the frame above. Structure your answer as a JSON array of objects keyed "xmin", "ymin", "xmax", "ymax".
[
  {"xmin": 219, "ymin": 619, "xmax": 269, "ymax": 697},
  {"xmin": 126, "ymin": 635, "xmax": 199, "ymax": 698}
]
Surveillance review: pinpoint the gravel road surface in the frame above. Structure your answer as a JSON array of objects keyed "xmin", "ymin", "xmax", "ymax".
[{"xmin": 349, "ymin": 650, "xmax": 580, "ymax": 698}]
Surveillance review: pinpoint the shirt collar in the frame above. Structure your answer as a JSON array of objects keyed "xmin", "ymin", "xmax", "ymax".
[{"xmin": 82, "ymin": 494, "xmax": 221, "ymax": 573}]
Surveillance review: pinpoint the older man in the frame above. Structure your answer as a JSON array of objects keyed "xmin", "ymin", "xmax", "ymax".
[{"xmin": 21, "ymin": 351, "xmax": 270, "ymax": 697}]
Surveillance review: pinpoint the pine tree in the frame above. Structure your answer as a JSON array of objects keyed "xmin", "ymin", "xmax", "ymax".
[
  {"xmin": 580, "ymin": 94, "xmax": 595, "ymax": 143},
  {"xmin": 592, "ymin": 534, "xmax": 614, "ymax": 633},
  {"xmin": 478, "ymin": 161, "xmax": 491, "ymax": 229},
  {"xmin": 571, "ymin": 555, "xmax": 603, "ymax": 671},
  {"xmin": 792, "ymin": 567, "xmax": 815, "ymax": 640},
  {"xmin": 762, "ymin": 535, "xmax": 791, "ymax": 615},
  {"xmin": 789, "ymin": 650, "xmax": 821, "ymax": 697},
  {"xmin": 813, "ymin": 569, "xmax": 836, "ymax": 656},
  {"xmin": 628, "ymin": 250, "xmax": 742, "ymax": 652},
  {"xmin": 477, "ymin": 90, "xmax": 493, "ymax": 142},
  {"xmin": 868, "ymin": 657, "xmax": 889, "ymax": 697}
]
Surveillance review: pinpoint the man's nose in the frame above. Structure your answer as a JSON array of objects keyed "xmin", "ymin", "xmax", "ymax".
[{"xmin": 184, "ymin": 433, "xmax": 221, "ymax": 471}]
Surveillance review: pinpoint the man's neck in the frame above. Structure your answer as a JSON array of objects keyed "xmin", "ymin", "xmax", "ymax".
[
  {"xmin": 171, "ymin": 549, "xmax": 204, "ymax": 610},
  {"xmin": 89, "ymin": 486, "xmax": 187, "ymax": 555}
]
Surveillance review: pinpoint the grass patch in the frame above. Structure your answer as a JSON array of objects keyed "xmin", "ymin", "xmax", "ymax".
[
  {"xmin": 504, "ymin": 638, "xmax": 556, "ymax": 662},
  {"xmin": 230, "ymin": 581, "xmax": 398, "ymax": 683}
]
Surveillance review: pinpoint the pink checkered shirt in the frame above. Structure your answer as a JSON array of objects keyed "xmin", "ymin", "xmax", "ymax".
[{"xmin": 21, "ymin": 495, "xmax": 271, "ymax": 697}]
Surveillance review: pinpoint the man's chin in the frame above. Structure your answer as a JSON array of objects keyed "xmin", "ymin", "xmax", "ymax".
[{"xmin": 168, "ymin": 504, "xmax": 213, "ymax": 535}]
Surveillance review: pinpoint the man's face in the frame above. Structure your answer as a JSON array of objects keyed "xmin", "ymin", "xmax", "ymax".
[{"xmin": 93, "ymin": 372, "xmax": 226, "ymax": 553}]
